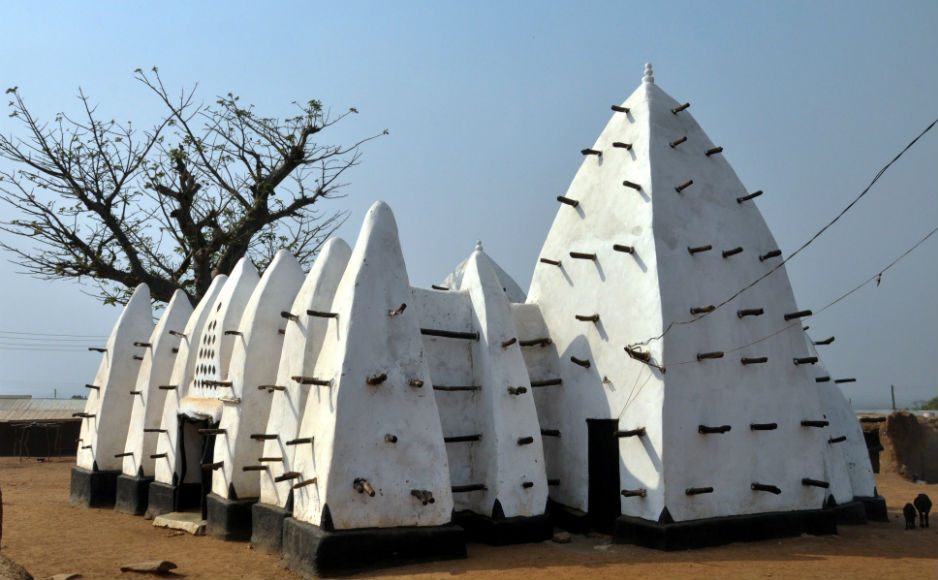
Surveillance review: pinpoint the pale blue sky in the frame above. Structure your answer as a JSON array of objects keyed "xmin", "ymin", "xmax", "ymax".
[{"xmin": 0, "ymin": 1, "xmax": 935, "ymax": 409}]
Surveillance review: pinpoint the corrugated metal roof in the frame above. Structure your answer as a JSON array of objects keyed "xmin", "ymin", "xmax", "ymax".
[{"xmin": 0, "ymin": 398, "xmax": 87, "ymax": 422}]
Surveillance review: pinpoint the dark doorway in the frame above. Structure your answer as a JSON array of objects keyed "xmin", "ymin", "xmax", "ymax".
[
  {"xmin": 587, "ymin": 418, "xmax": 620, "ymax": 533},
  {"xmin": 176, "ymin": 416, "xmax": 217, "ymax": 518}
]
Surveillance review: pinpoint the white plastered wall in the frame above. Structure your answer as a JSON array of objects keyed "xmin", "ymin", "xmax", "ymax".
[
  {"xmin": 122, "ymin": 290, "xmax": 192, "ymax": 477},
  {"xmin": 292, "ymin": 201, "xmax": 454, "ymax": 529},
  {"xmin": 77, "ymin": 284, "xmax": 153, "ymax": 472},
  {"xmin": 258, "ymin": 238, "xmax": 352, "ymax": 508},
  {"xmin": 212, "ymin": 250, "xmax": 304, "ymax": 499}
]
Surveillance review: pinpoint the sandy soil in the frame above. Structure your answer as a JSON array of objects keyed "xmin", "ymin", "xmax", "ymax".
[{"xmin": 0, "ymin": 457, "xmax": 935, "ymax": 580}]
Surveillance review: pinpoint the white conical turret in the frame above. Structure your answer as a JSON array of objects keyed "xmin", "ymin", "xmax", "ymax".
[
  {"xmin": 76, "ymin": 284, "xmax": 154, "ymax": 472},
  {"xmin": 528, "ymin": 64, "xmax": 833, "ymax": 523},
  {"xmin": 291, "ymin": 201, "xmax": 453, "ymax": 529}
]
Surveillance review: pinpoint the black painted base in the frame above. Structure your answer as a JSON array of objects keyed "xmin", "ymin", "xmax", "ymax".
[
  {"xmin": 281, "ymin": 517, "xmax": 467, "ymax": 577},
  {"xmin": 454, "ymin": 510, "xmax": 553, "ymax": 545},
  {"xmin": 855, "ymin": 495, "xmax": 889, "ymax": 522},
  {"xmin": 69, "ymin": 466, "xmax": 119, "ymax": 508},
  {"xmin": 546, "ymin": 498, "xmax": 591, "ymax": 534},
  {"xmin": 115, "ymin": 474, "xmax": 153, "ymax": 515},
  {"xmin": 206, "ymin": 493, "xmax": 256, "ymax": 541},
  {"xmin": 251, "ymin": 502, "xmax": 289, "ymax": 555},
  {"xmin": 828, "ymin": 500, "xmax": 868, "ymax": 525},
  {"xmin": 614, "ymin": 509, "xmax": 837, "ymax": 551},
  {"xmin": 145, "ymin": 481, "xmax": 203, "ymax": 519}
]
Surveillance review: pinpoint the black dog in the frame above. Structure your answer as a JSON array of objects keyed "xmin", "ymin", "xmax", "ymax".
[
  {"xmin": 903, "ymin": 503, "xmax": 917, "ymax": 529},
  {"xmin": 913, "ymin": 493, "xmax": 932, "ymax": 528}
]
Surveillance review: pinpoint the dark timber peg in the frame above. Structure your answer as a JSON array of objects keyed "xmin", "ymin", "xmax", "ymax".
[
  {"xmin": 517, "ymin": 436, "xmax": 534, "ymax": 445},
  {"xmin": 737, "ymin": 308, "xmax": 764, "ymax": 318},
  {"xmin": 670, "ymin": 136, "xmax": 687, "ymax": 148},
  {"xmin": 722, "ymin": 246, "xmax": 743, "ymax": 258},
  {"xmin": 286, "ymin": 438, "xmax": 313, "ymax": 446},
  {"xmin": 353, "ymin": 478, "xmax": 376, "ymax": 497},
  {"xmin": 621, "ymin": 489, "xmax": 647, "ymax": 497},
  {"xmin": 793, "ymin": 356, "xmax": 818, "ymax": 365},
  {"xmin": 409, "ymin": 379, "xmax": 424, "ymax": 388},
  {"xmin": 202, "ymin": 461, "xmax": 223, "ymax": 470},
  {"xmin": 114, "ymin": 451, "xmax": 133, "ymax": 457},
  {"xmin": 616, "ymin": 427, "xmax": 646, "ymax": 438},
  {"xmin": 501, "ymin": 338, "xmax": 517, "ymax": 348},
  {"xmin": 686, "ymin": 487, "xmax": 713, "ymax": 495},
  {"xmin": 431, "ymin": 284, "xmax": 449, "ymax": 291},
  {"xmin": 294, "ymin": 478, "xmax": 318, "ymax": 489},
  {"xmin": 384, "ymin": 434, "xmax": 398, "ymax": 443},
  {"xmin": 611, "ymin": 105, "xmax": 630, "ymax": 113},
  {"xmin": 581, "ymin": 148, "xmax": 601, "ymax": 156},
  {"xmin": 133, "ymin": 341, "xmax": 151, "ymax": 348},
  {"xmin": 433, "ymin": 385, "xmax": 481, "ymax": 392},
  {"xmin": 570, "ymin": 356, "xmax": 590, "ymax": 368},
  {"xmin": 751, "ymin": 483, "xmax": 782, "ymax": 495},
  {"xmin": 698, "ymin": 424, "xmax": 731, "ymax": 434},
  {"xmin": 522, "ymin": 482, "xmax": 534, "ymax": 489},
  {"xmin": 834, "ymin": 378, "xmax": 856, "ymax": 384},
  {"xmin": 223, "ymin": 330, "xmax": 242, "ymax": 336},
  {"xmin": 250, "ymin": 434, "xmax": 278, "ymax": 440},
  {"xmin": 540, "ymin": 429, "xmax": 561, "ymax": 437},
  {"xmin": 697, "ymin": 351, "xmax": 724, "ymax": 361},
  {"xmin": 520, "ymin": 337, "xmax": 552, "ymax": 347},
  {"xmin": 203, "ymin": 380, "xmax": 232, "ymax": 387},
  {"xmin": 736, "ymin": 190, "xmax": 763, "ymax": 203},
  {"xmin": 625, "ymin": 346, "xmax": 651, "ymax": 363},
  {"xmin": 569, "ymin": 251, "xmax": 597, "ymax": 260},
  {"xmin": 243, "ymin": 466, "xmax": 268, "ymax": 472},
  {"xmin": 452, "ymin": 484, "xmax": 486, "ymax": 493},
  {"xmin": 741, "ymin": 357, "xmax": 768, "ymax": 365},
  {"xmin": 280, "ymin": 311, "xmax": 299, "ymax": 322},
  {"xmin": 828, "ymin": 436, "xmax": 847, "ymax": 444},
  {"xmin": 129, "ymin": 390, "xmax": 142, "ymax": 395},
  {"xmin": 671, "ymin": 102, "xmax": 691, "ymax": 114},
  {"xmin": 421, "ymin": 328, "xmax": 480, "ymax": 341},
  {"xmin": 258, "ymin": 384, "xmax": 286, "ymax": 392},
  {"xmin": 612, "ymin": 141, "xmax": 633, "ymax": 150},
  {"xmin": 557, "ymin": 196, "xmax": 579, "ymax": 207},
  {"xmin": 531, "ymin": 378, "xmax": 562, "ymax": 387},
  {"xmin": 801, "ymin": 478, "xmax": 830, "ymax": 488},
  {"xmin": 84, "ymin": 384, "xmax": 100, "ymax": 390},
  {"xmin": 150, "ymin": 453, "xmax": 167, "ymax": 459},
  {"xmin": 784, "ymin": 309, "xmax": 812, "ymax": 321},
  {"xmin": 814, "ymin": 336, "xmax": 835, "ymax": 345},
  {"xmin": 158, "ymin": 385, "xmax": 177, "ymax": 390},
  {"xmin": 72, "ymin": 412, "xmax": 95, "ymax": 418},
  {"xmin": 706, "ymin": 146, "xmax": 724, "ymax": 156},
  {"xmin": 675, "ymin": 179, "xmax": 693, "ymax": 193},
  {"xmin": 276, "ymin": 472, "xmax": 301, "ymax": 483},
  {"xmin": 622, "ymin": 180, "xmax": 642, "ymax": 191},
  {"xmin": 800, "ymin": 420, "xmax": 829, "ymax": 428},
  {"xmin": 292, "ymin": 376, "xmax": 331, "ymax": 386},
  {"xmin": 259, "ymin": 457, "xmax": 284, "ymax": 462},
  {"xmin": 444, "ymin": 434, "xmax": 482, "ymax": 443},
  {"xmin": 366, "ymin": 373, "xmax": 388, "ymax": 386},
  {"xmin": 613, "ymin": 244, "xmax": 634, "ymax": 254},
  {"xmin": 815, "ymin": 376, "xmax": 831, "ymax": 383},
  {"xmin": 759, "ymin": 249, "xmax": 782, "ymax": 261},
  {"xmin": 388, "ymin": 303, "xmax": 407, "ymax": 317},
  {"xmin": 133, "ymin": 355, "xmax": 144, "ymax": 361},
  {"xmin": 690, "ymin": 305, "xmax": 715, "ymax": 315},
  {"xmin": 88, "ymin": 347, "xmax": 107, "ymax": 353},
  {"xmin": 507, "ymin": 386, "xmax": 528, "ymax": 396},
  {"xmin": 750, "ymin": 423, "xmax": 778, "ymax": 431},
  {"xmin": 575, "ymin": 314, "xmax": 600, "ymax": 322},
  {"xmin": 168, "ymin": 330, "xmax": 186, "ymax": 338},
  {"xmin": 539, "ymin": 258, "xmax": 561, "ymax": 266},
  {"xmin": 307, "ymin": 310, "xmax": 338, "ymax": 318},
  {"xmin": 411, "ymin": 489, "xmax": 436, "ymax": 504},
  {"xmin": 143, "ymin": 428, "xmax": 166, "ymax": 433},
  {"xmin": 198, "ymin": 428, "xmax": 226, "ymax": 435},
  {"xmin": 688, "ymin": 244, "xmax": 712, "ymax": 255},
  {"xmin": 81, "ymin": 445, "xmax": 92, "ymax": 450}
]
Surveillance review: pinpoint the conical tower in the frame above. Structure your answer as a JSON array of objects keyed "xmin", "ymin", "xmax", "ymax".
[
  {"xmin": 527, "ymin": 64, "xmax": 847, "ymax": 545},
  {"xmin": 70, "ymin": 283, "xmax": 153, "ymax": 508},
  {"xmin": 115, "ymin": 289, "xmax": 193, "ymax": 515}
]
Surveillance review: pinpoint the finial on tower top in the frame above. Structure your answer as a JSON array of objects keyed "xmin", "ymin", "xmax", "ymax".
[
  {"xmin": 643, "ymin": 62, "xmax": 654, "ymax": 84},
  {"xmin": 475, "ymin": 240, "xmax": 483, "ymax": 252}
]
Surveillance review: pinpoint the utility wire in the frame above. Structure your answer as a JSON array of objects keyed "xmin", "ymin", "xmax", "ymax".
[{"xmin": 629, "ymin": 117, "xmax": 938, "ymax": 349}]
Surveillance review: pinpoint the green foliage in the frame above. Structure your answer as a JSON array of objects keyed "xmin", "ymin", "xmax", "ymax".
[{"xmin": 911, "ymin": 396, "xmax": 938, "ymax": 410}]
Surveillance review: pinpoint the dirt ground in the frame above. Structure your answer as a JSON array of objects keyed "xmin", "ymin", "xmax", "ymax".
[{"xmin": 0, "ymin": 457, "xmax": 935, "ymax": 580}]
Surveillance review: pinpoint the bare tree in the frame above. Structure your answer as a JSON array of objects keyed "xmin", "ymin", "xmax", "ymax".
[{"xmin": 0, "ymin": 67, "xmax": 385, "ymax": 305}]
